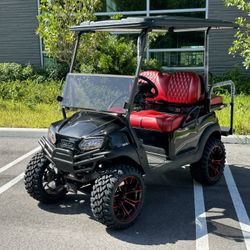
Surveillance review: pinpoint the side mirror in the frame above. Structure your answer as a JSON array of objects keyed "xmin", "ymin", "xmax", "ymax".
[{"xmin": 57, "ymin": 96, "xmax": 63, "ymax": 102}]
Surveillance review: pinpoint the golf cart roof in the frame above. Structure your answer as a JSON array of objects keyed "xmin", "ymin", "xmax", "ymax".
[{"xmin": 71, "ymin": 16, "xmax": 237, "ymax": 33}]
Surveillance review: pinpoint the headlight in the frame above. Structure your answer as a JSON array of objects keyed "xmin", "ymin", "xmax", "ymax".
[
  {"xmin": 47, "ymin": 126, "xmax": 56, "ymax": 144},
  {"xmin": 79, "ymin": 137, "xmax": 104, "ymax": 152}
]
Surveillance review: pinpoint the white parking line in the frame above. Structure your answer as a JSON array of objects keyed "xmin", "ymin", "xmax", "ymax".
[
  {"xmin": 193, "ymin": 180, "xmax": 209, "ymax": 250},
  {"xmin": 0, "ymin": 172, "xmax": 24, "ymax": 195},
  {"xmin": 224, "ymin": 162, "xmax": 250, "ymax": 250},
  {"xmin": 0, "ymin": 147, "xmax": 40, "ymax": 174}
]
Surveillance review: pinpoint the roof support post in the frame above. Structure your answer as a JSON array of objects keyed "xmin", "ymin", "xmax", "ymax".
[
  {"xmin": 69, "ymin": 33, "xmax": 81, "ymax": 73},
  {"xmin": 204, "ymin": 27, "xmax": 211, "ymax": 112},
  {"xmin": 127, "ymin": 29, "xmax": 148, "ymax": 116},
  {"xmin": 126, "ymin": 29, "xmax": 149, "ymax": 156},
  {"xmin": 204, "ymin": 27, "xmax": 210, "ymax": 92}
]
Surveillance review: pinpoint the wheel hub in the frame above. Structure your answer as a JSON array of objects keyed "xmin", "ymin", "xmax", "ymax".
[
  {"xmin": 113, "ymin": 176, "xmax": 142, "ymax": 222},
  {"xmin": 208, "ymin": 145, "xmax": 225, "ymax": 178}
]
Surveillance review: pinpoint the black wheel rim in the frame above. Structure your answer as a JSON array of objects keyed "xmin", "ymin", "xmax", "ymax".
[
  {"xmin": 42, "ymin": 164, "xmax": 64, "ymax": 195},
  {"xmin": 112, "ymin": 176, "xmax": 143, "ymax": 222},
  {"xmin": 208, "ymin": 145, "xmax": 225, "ymax": 178}
]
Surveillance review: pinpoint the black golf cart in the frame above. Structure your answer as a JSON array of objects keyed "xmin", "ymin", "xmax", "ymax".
[{"xmin": 24, "ymin": 16, "xmax": 236, "ymax": 229}]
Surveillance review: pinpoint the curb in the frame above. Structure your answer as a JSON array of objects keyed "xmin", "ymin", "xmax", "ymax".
[
  {"xmin": 0, "ymin": 128, "xmax": 249, "ymax": 144},
  {"xmin": 222, "ymin": 135, "xmax": 250, "ymax": 145},
  {"xmin": 0, "ymin": 128, "xmax": 47, "ymax": 132},
  {"xmin": 0, "ymin": 128, "xmax": 47, "ymax": 138}
]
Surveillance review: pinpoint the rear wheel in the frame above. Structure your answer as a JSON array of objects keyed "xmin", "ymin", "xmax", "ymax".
[
  {"xmin": 91, "ymin": 164, "xmax": 144, "ymax": 229},
  {"xmin": 190, "ymin": 137, "xmax": 226, "ymax": 185},
  {"xmin": 24, "ymin": 152, "xmax": 67, "ymax": 203}
]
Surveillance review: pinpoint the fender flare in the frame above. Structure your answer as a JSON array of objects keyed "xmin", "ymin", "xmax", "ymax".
[{"xmin": 195, "ymin": 124, "xmax": 221, "ymax": 163}]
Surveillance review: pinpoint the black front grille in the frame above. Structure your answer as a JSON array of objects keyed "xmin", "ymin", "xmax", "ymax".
[{"xmin": 60, "ymin": 139, "xmax": 75, "ymax": 150}]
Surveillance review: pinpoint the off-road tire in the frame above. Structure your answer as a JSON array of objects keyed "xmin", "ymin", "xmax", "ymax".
[
  {"xmin": 190, "ymin": 137, "xmax": 226, "ymax": 185},
  {"xmin": 24, "ymin": 151, "xmax": 66, "ymax": 204},
  {"xmin": 91, "ymin": 164, "xmax": 145, "ymax": 229}
]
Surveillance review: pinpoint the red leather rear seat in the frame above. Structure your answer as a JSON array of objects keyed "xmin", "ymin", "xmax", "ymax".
[{"xmin": 130, "ymin": 71, "xmax": 202, "ymax": 132}]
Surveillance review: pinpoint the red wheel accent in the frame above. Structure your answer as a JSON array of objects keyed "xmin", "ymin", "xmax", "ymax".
[
  {"xmin": 208, "ymin": 145, "xmax": 225, "ymax": 178},
  {"xmin": 112, "ymin": 176, "xmax": 143, "ymax": 222}
]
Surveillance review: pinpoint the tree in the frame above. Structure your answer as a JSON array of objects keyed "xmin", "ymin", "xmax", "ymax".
[
  {"xmin": 37, "ymin": 0, "xmax": 140, "ymax": 74},
  {"xmin": 37, "ymin": 0, "xmax": 101, "ymax": 66},
  {"xmin": 37, "ymin": 1, "xmax": 160, "ymax": 75},
  {"xmin": 225, "ymin": 0, "xmax": 250, "ymax": 68}
]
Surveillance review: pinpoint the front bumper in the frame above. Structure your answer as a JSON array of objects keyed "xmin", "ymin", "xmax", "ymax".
[{"xmin": 39, "ymin": 136, "xmax": 108, "ymax": 173}]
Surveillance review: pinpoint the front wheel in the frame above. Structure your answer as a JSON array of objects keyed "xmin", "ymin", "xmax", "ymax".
[
  {"xmin": 190, "ymin": 137, "xmax": 226, "ymax": 185},
  {"xmin": 24, "ymin": 152, "xmax": 67, "ymax": 203},
  {"xmin": 91, "ymin": 164, "xmax": 145, "ymax": 229}
]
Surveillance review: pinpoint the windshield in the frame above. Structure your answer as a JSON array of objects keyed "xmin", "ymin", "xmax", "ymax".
[{"xmin": 61, "ymin": 73, "xmax": 134, "ymax": 113}]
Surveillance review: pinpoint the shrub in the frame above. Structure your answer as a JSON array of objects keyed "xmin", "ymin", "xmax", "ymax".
[
  {"xmin": 42, "ymin": 57, "xmax": 69, "ymax": 80},
  {"xmin": 0, "ymin": 63, "xmax": 23, "ymax": 81},
  {"xmin": 0, "ymin": 62, "xmax": 68, "ymax": 82},
  {"xmin": 213, "ymin": 68, "xmax": 250, "ymax": 95},
  {"xmin": 0, "ymin": 63, "xmax": 34, "ymax": 82},
  {"xmin": 0, "ymin": 79, "xmax": 62, "ymax": 105}
]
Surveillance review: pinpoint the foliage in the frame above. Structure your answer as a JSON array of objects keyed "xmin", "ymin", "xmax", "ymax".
[
  {"xmin": 42, "ymin": 58, "xmax": 69, "ymax": 79},
  {"xmin": 37, "ymin": 0, "xmax": 101, "ymax": 66},
  {"xmin": 37, "ymin": 1, "xmax": 162, "ymax": 75},
  {"xmin": 224, "ymin": 0, "xmax": 250, "ymax": 68},
  {"xmin": 77, "ymin": 33, "xmax": 137, "ymax": 75},
  {"xmin": 38, "ymin": 1, "xmax": 139, "ymax": 75},
  {"xmin": 0, "ymin": 62, "xmax": 67, "ymax": 81},
  {"xmin": 142, "ymin": 58, "xmax": 162, "ymax": 71},
  {"xmin": 213, "ymin": 67, "xmax": 250, "ymax": 95},
  {"xmin": 0, "ymin": 79, "xmax": 62, "ymax": 106},
  {"xmin": 0, "ymin": 63, "xmax": 33, "ymax": 82}
]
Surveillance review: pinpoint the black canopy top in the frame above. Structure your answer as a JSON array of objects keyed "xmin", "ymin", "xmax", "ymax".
[{"xmin": 70, "ymin": 16, "xmax": 237, "ymax": 33}]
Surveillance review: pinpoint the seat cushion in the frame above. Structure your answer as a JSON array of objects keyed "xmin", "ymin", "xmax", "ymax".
[
  {"xmin": 211, "ymin": 96, "xmax": 223, "ymax": 106},
  {"xmin": 130, "ymin": 110, "xmax": 184, "ymax": 132}
]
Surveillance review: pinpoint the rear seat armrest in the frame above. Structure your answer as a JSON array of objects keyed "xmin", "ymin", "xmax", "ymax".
[{"xmin": 208, "ymin": 80, "xmax": 235, "ymax": 110}]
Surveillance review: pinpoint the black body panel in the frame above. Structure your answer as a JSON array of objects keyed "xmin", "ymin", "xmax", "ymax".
[
  {"xmin": 39, "ymin": 108, "xmax": 221, "ymax": 184},
  {"xmin": 55, "ymin": 111, "xmax": 122, "ymax": 138},
  {"xmin": 40, "ymin": 111, "xmax": 148, "ymax": 178},
  {"xmin": 134, "ymin": 112, "xmax": 219, "ymax": 160}
]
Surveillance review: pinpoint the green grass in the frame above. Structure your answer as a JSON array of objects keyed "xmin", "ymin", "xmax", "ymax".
[
  {"xmin": 0, "ymin": 100, "xmax": 62, "ymax": 128},
  {"xmin": 0, "ymin": 95, "xmax": 249, "ymax": 134}
]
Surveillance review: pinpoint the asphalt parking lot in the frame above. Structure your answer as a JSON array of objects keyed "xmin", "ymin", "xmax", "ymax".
[{"xmin": 0, "ymin": 129, "xmax": 249, "ymax": 250}]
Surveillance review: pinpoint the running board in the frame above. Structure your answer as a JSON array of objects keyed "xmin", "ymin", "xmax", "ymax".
[
  {"xmin": 146, "ymin": 147, "xmax": 202, "ymax": 173},
  {"xmin": 146, "ymin": 151, "xmax": 167, "ymax": 168}
]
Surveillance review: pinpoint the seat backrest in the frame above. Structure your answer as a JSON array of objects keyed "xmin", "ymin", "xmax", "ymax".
[
  {"xmin": 157, "ymin": 72, "xmax": 202, "ymax": 105},
  {"xmin": 139, "ymin": 71, "xmax": 202, "ymax": 105}
]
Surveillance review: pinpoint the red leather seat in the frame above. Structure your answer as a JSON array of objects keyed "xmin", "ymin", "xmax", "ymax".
[
  {"xmin": 130, "ymin": 71, "xmax": 202, "ymax": 132},
  {"xmin": 130, "ymin": 110, "xmax": 184, "ymax": 132},
  {"xmin": 156, "ymin": 72, "xmax": 202, "ymax": 104}
]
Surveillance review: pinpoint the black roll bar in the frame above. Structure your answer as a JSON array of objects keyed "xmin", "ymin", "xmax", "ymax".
[
  {"xmin": 209, "ymin": 80, "xmax": 235, "ymax": 135},
  {"xmin": 126, "ymin": 29, "xmax": 149, "ymax": 117}
]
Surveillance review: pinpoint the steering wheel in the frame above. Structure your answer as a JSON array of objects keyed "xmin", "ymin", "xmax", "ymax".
[{"xmin": 138, "ymin": 75, "xmax": 158, "ymax": 98}]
